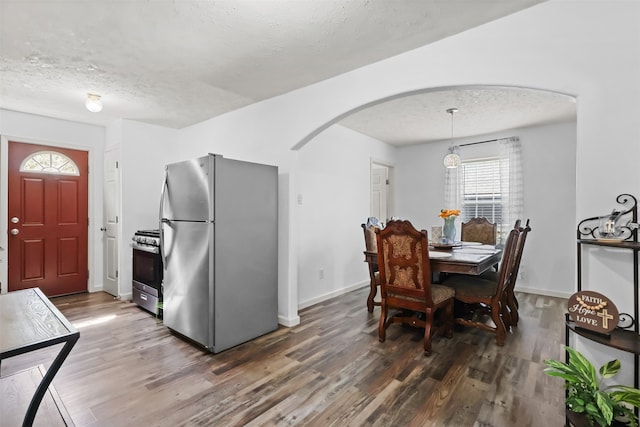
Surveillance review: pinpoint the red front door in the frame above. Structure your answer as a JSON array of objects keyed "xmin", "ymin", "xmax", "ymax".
[{"xmin": 8, "ymin": 141, "xmax": 88, "ymax": 296}]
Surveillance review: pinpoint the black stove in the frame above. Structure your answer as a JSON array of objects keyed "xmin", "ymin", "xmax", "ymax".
[
  {"xmin": 131, "ymin": 229, "xmax": 163, "ymax": 316},
  {"xmin": 132, "ymin": 229, "xmax": 160, "ymax": 248}
]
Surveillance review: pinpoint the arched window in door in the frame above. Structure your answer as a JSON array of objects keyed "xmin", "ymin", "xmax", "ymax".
[{"xmin": 19, "ymin": 151, "xmax": 80, "ymax": 176}]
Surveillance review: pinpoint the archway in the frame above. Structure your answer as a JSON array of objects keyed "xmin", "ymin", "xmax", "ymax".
[
  {"xmin": 292, "ymin": 84, "xmax": 576, "ymax": 313},
  {"xmin": 292, "ymin": 84, "xmax": 576, "ymax": 151}
]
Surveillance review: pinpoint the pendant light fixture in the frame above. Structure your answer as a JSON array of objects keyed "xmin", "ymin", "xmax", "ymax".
[
  {"xmin": 443, "ymin": 107, "xmax": 460, "ymax": 168},
  {"xmin": 85, "ymin": 93, "xmax": 103, "ymax": 113}
]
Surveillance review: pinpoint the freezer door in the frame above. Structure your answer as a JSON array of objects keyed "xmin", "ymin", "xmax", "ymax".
[
  {"xmin": 161, "ymin": 220, "xmax": 213, "ymax": 348},
  {"xmin": 161, "ymin": 155, "xmax": 213, "ymax": 221}
]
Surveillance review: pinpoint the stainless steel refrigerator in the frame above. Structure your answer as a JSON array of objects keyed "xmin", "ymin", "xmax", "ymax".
[{"xmin": 159, "ymin": 154, "xmax": 278, "ymax": 353}]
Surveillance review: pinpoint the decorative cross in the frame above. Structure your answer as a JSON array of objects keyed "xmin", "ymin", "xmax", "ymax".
[{"xmin": 597, "ymin": 309, "xmax": 614, "ymax": 329}]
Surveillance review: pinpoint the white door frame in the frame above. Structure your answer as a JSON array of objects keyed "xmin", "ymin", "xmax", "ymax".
[
  {"xmin": 370, "ymin": 158, "xmax": 394, "ymax": 221},
  {"xmin": 103, "ymin": 146, "xmax": 120, "ymax": 297},
  {"xmin": 0, "ymin": 135, "xmax": 98, "ymax": 294}
]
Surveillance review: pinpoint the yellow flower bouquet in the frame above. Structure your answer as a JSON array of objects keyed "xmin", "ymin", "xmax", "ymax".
[{"xmin": 438, "ymin": 209, "xmax": 460, "ymax": 219}]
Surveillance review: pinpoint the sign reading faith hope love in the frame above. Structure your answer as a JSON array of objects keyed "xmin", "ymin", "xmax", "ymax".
[{"xmin": 568, "ymin": 290, "xmax": 619, "ymax": 334}]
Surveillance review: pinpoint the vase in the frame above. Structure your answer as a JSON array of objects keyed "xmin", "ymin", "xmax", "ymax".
[{"xmin": 443, "ymin": 216, "xmax": 456, "ymax": 243}]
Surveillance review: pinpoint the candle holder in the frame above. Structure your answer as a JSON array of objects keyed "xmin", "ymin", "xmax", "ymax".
[
  {"xmin": 577, "ymin": 193, "xmax": 637, "ymax": 242},
  {"xmin": 597, "ymin": 213, "xmax": 625, "ymax": 241}
]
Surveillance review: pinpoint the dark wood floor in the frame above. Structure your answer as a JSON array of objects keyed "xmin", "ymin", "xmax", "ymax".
[{"xmin": 1, "ymin": 287, "xmax": 567, "ymax": 426}]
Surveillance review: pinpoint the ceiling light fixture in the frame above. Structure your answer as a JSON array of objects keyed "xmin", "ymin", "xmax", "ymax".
[
  {"xmin": 85, "ymin": 93, "xmax": 103, "ymax": 113},
  {"xmin": 443, "ymin": 107, "xmax": 460, "ymax": 169}
]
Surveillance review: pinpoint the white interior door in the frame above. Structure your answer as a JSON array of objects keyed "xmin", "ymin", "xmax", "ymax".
[
  {"xmin": 371, "ymin": 166, "xmax": 388, "ymax": 222},
  {"xmin": 103, "ymin": 147, "xmax": 120, "ymax": 296}
]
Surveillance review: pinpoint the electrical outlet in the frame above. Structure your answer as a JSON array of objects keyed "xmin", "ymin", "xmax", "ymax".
[{"xmin": 319, "ymin": 268, "xmax": 324, "ymax": 279}]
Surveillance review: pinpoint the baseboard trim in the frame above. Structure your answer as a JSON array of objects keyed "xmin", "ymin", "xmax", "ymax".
[
  {"xmin": 298, "ymin": 280, "xmax": 369, "ymax": 310},
  {"xmin": 516, "ymin": 286, "xmax": 572, "ymax": 299},
  {"xmin": 277, "ymin": 281, "xmax": 368, "ymax": 328},
  {"xmin": 281, "ymin": 283, "xmax": 569, "ymax": 328},
  {"xmin": 278, "ymin": 314, "xmax": 301, "ymax": 328}
]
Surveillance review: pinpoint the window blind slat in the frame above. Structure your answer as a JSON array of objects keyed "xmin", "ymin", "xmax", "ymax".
[{"xmin": 461, "ymin": 158, "xmax": 504, "ymax": 225}]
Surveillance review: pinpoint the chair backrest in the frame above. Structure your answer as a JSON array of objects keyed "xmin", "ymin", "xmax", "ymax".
[
  {"xmin": 493, "ymin": 226, "xmax": 522, "ymax": 300},
  {"xmin": 509, "ymin": 219, "xmax": 531, "ymax": 288},
  {"xmin": 461, "ymin": 217, "xmax": 497, "ymax": 245},
  {"xmin": 361, "ymin": 223, "xmax": 379, "ymax": 253},
  {"xmin": 375, "ymin": 219, "xmax": 435, "ymax": 306}
]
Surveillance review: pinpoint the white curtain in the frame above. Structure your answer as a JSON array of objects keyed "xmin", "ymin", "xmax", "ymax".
[
  {"xmin": 498, "ymin": 137, "xmax": 524, "ymax": 242},
  {"xmin": 443, "ymin": 137, "xmax": 523, "ymax": 244}
]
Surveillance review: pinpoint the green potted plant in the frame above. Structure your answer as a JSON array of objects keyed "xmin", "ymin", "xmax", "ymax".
[{"xmin": 544, "ymin": 346, "xmax": 640, "ymax": 426}]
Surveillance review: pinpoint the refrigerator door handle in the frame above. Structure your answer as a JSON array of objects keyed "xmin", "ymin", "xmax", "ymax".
[
  {"xmin": 159, "ymin": 219, "xmax": 171, "ymax": 268},
  {"xmin": 159, "ymin": 168, "xmax": 168, "ymax": 222},
  {"xmin": 159, "ymin": 169, "xmax": 169, "ymax": 266}
]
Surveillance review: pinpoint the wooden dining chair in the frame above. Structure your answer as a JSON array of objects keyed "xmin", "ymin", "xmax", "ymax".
[
  {"xmin": 362, "ymin": 222, "xmax": 381, "ymax": 312},
  {"xmin": 442, "ymin": 225, "xmax": 521, "ymax": 346},
  {"xmin": 481, "ymin": 219, "xmax": 532, "ymax": 329},
  {"xmin": 503, "ymin": 219, "xmax": 531, "ymax": 328},
  {"xmin": 461, "ymin": 217, "xmax": 497, "ymax": 245},
  {"xmin": 376, "ymin": 219, "xmax": 455, "ymax": 356}
]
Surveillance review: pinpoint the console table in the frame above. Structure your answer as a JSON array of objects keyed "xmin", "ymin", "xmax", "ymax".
[{"xmin": 0, "ymin": 288, "xmax": 79, "ymax": 426}]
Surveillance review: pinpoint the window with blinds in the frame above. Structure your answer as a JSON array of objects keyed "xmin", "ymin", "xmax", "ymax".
[{"xmin": 461, "ymin": 157, "xmax": 505, "ymax": 225}]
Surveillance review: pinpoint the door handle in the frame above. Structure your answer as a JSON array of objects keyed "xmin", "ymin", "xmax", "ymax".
[
  {"xmin": 10, "ymin": 228, "xmax": 19, "ymax": 236},
  {"xmin": 11, "ymin": 217, "xmax": 19, "ymax": 224}
]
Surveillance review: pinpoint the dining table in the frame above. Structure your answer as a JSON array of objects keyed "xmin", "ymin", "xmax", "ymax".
[{"xmin": 364, "ymin": 242, "xmax": 502, "ymax": 277}]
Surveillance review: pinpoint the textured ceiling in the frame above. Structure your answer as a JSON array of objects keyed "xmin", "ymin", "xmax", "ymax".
[
  {"xmin": 340, "ymin": 87, "xmax": 576, "ymax": 145},
  {"xmin": 0, "ymin": 0, "xmax": 566, "ymax": 145}
]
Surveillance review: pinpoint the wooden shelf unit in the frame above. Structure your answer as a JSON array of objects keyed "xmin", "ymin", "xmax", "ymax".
[
  {"xmin": 566, "ymin": 317, "xmax": 640, "ymax": 354},
  {"xmin": 565, "ymin": 193, "xmax": 639, "ymax": 426}
]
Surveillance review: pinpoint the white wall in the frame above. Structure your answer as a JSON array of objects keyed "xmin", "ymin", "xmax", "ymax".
[
  {"xmin": 174, "ymin": 102, "xmax": 302, "ymax": 325},
  {"xmin": 296, "ymin": 124, "xmax": 397, "ymax": 308},
  {"xmin": 171, "ymin": 105, "xmax": 398, "ymax": 321},
  {"xmin": 395, "ymin": 121, "xmax": 577, "ymax": 298},
  {"xmin": 521, "ymin": 122, "xmax": 577, "ymax": 298},
  {"xmin": 0, "ymin": 108, "xmax": 105, "ymax": 293},
  {"xmin": 243, "ymin": 1, "xmax": 638, "ymax": 329},
  {"xmin": 113, "ymin": 1, "xmax": 639, "ymax": 329},
  {"xmin": 116, "ymin": 120, "xmax": 180, "ymax": 299}
]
